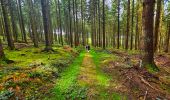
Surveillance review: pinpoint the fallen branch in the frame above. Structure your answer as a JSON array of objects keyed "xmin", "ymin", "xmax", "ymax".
[{"xmin": 139, "ymin": 75, "xmax": 159, "ymax": 91}]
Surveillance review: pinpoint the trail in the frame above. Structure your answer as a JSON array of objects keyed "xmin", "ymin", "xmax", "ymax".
[{"xmin": 50, "ymin": 51, "xmax": 124, "ymax": 100}]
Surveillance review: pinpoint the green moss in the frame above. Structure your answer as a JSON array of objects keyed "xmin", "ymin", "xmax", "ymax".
[
  {"xmin": 51, "ymin": 52, "xmax": 85, "ymax": 100},
  {"xmin": 145, "ymin": 63, "xmax": 159, "ymax": 73}
]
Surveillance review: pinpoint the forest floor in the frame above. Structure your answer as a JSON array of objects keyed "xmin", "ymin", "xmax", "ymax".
[{"xmin": 1, "ymin": 45, "xmax": 170, "ymax": 99}]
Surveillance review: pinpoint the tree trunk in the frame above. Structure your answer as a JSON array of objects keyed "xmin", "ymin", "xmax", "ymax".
[
  {"xmin": 117, "ymin": 0, "xmax": 120, "ymax": 49},
  {"xmin": 9, "ymin": 0, "xmax": 18, "ymax": 42},
  {"xmin": 1, "ymin": 0, "xmax": 15, "ymax": 50},
  {"xmin": 154, "ymin": 0, "xmax": 162, "ymax": 52},
  {"xmin": 27, "ymin": 0, "xmax": 38, "ymax": 47},
  {"xmin": 125, "ymin": 0, "xmax": 130, "ymax": 50},
  {"xmin": 130, "ymin": 0, "xmax": 134, "ymax": 50},
  {"xmin": 142, "ymin": 0, "xmax": 159, "ymax": 71},
  {"xmin": 98, "ymin": 0, "xmax": 101, "ymax": 47},
  {"xmin": 57, "ymin": 0, "xmax": 63, "ymax": 46},
  {"xmin": 18, "ymin": 0, "xmax": 27, "ymax": 43},
  {"xmin": 41, "ymin": 0, "xmax": 52, "ymax": 51},
  {"xmin": 69, "ymin": 0, "xmax": 73, "ymax": 47},
  {"xmin": 103, "ymin": 0, "xmax": 105, "ymax": 49}
]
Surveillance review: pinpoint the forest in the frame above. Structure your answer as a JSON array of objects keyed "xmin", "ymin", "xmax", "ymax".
[{"xmin": 0, "ymin": 0, "xmax": 170, "ymax": 99}]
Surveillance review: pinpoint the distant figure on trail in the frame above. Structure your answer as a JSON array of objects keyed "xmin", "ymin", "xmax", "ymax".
[{"xmin": 85, "ymin": 45, "xmax": 90, "ymax": 52}]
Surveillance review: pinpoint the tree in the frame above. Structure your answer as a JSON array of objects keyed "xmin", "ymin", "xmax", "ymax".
[
  {"xmin": 154, "ymin": 0, "xmax": 162, "ymax": 52},
  {"xmin": 27, "ymin": 0, "xmax": 38, "ymax": 47},
  {"xmin": 41, "ymin": 0, "xmax": 52, "ymax": 51},
  {"xmin": 18, "ymin": 0, "xmax": 27, "ymax": 43},
  {"xmin": 0, "ymin": 0, "xmax": 15, "ymax": 50},
  {"xmin": 125, "ymin": 0, "xmax": 130, "ymax": 50},
  {"xmin": 57, "ymin": 0, "xmax": 63, "ymax": 46},
  {"xmin": 117, "ymin": 0, "xmax": 120, "ymax": 49},
  {"xmin": 130, "ymin": 0, "xmax": 134, "ymax": 50},
  {"xmin": 98, "ymin": 0, "xmax": 101, "ymax": 47},
  {"xmin": 103, "ymin": 0, "xmax": 105, "ymax": 49},
  {"xmin": 142, "ymin": 0, "xmax": 159, "ymax": 71},
  {"xmin": 9, "ymin": 0, "xmax": 19, "ymax": 42},
  {"xmin": 69, "ymin": 0, "xmax": 73, "ymax": 47}
]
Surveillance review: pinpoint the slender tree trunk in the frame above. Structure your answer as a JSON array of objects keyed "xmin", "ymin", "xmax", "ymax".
[
  {"xmin": 125, "ymin": 0, "xmax": 130, "ymax": 50},
  {"xmin": 142, "ymin": 0, "xmax": 158, "ymax": 71},
  {"xmin": 18, "ymin": 0, "xmax": 27, "ymax": 43},
  {"xmin": 69, "ymin": 0, "xmax": 73, "ymax": 47},
  {"xmin": 9, "ymin": 0, "xmax": 18, "ymax": 42},
  {"xmin": 81, "ymin": 0, "xmax": 85, "ymax": 46},
  {"xmin": 154, "ymin": 0, "xmax": 162, "ymax": 52},
  {"xmin": 75, "ymin": 0, "xmax": 79, "ymax": 47},
  {"xmin": 1, "ymin": 0, "xmax": 15, "ymax": 50},
  {"xmin": 103, "ymin": 0, "xmax": 105, "ymax": 49},
  {"xmin": 41, "ymin": 0, "xmax": 52, "ymax": 51},
  {"xmin": 98, "ymin": 0, "xmax": 101, "ymax": 47},
  {"xmin": 130, "ymin": 0, "xmax": 134, "ymax": 50},
  {"xmin": 27, "ymin": 0, "xmax": 38, "ymax": 47},
  {"xmin": 117, "ymin": 0, "xmax": 120, "ymax": 49},
  {"xmin": 57, "ymin": 0, "xmax": 63, "ymax": 46}
]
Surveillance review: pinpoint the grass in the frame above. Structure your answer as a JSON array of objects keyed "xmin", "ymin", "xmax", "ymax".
[
  {"xmin": 51, "ymin": 51, "xmax": 85, "ymax": 100},
  {"xmin": 0, "ymin": 46, "xmax": 79, "ymax": 99},
  {"xmin": 90, "ymin": 49, "xmax": 127, "ymax": 99},
  {"xmin": 90, "ymin": 50, "xmax": 112, "ymax": 87}
]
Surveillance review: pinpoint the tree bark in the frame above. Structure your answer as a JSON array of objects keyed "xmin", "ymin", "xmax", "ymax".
[
  {"xmin": 18, "ymin": 0, "xmax": 27, "ymax": 43},
  {"xmin": 1, "ymin": 0, "xmax": 15, "ymax": 50},
  {"xmin": 27, "ymin": 0, "xmax": 38, "ymax": 47},
  {"xmin": 41, "ymin": 0, "xmax": 52, "ymax": 51},
  {"xmin": 103, "ymin": 0, "xmax": 105, "ymax": 49},
  {"xmin": 9, "ymin": 0, "xmax": 18, "ymax": 42},
  {"xmin": 142, "ymin": 0, "xmax": 158, "ymax": 71},
  {"xmin": 117, "ymin": 0, "xmax": 120, "ymax": 49},
  {"xmin": 130, "ymin": 0, "xmax": 134, "ymax": 50},
  {"xmin": 125, "ymin": 0, "xmax": 130, "ymax": 50},
  {"xmin": 57, "ymin": 0, "xmax": 63, "ymax": 46},
  {"xmin": 154, "ymin": 0, "xmax": 162, "ymax": 52}
]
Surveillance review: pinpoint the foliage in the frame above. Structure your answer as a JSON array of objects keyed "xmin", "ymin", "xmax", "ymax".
[{"xmin": 0, "ymin": 90, "xmax": 14, "ymax": 100}]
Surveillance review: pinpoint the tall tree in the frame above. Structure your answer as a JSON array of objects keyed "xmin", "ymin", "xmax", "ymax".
[
  {"xmin": 27, "ymin": 0, "xmax": 38, "ymax": 47},
  {"xmin": 117, "ymin": 0, "xmax": 120, "ymax": 49},
  {"xmin": 1, "ymin": 0, "xmax": 15, "ymax": 50},
  {"xmin": 125, "ymin": 0, "xmax": 130, "ymax": 50},
  {"xmin": 154, "ymin": 0, "xmax": 162, "ymax": 52},
  {"xmin": 69, "ymin": 0, "xmax": 73, "ymax": 47},
  {"xmin": 9, "ymin": 0, "xmax": 19, "ymax": 42},
  {"xmin": 130, "ymin": 0, "xmax": 135, "ymax": 50},
  {"xmin": 142, "ymin": 0, "xmax": 158, "ymax": 71},
  {"xmin": 98, "ymin": 0, "xmax": 101, "ymax": 47},
  {"xmin": 103, "ymin": 0, "xmax": 105, "ymax": 49},
  {"xmin": 57, "ymin": 0, "xmax": 63, "ymax": 46},
  {"xmin": 41, "ymin": 0, "xmax": 52, "ymax": 51},
  {"xmin": 18, "ymin": 0, "xmax": 27, "ymax": 43}
]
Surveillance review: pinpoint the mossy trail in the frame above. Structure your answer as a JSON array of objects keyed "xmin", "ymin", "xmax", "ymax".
[
  {"xmin": 51, "ymin": 50, "xmax": 124, "ymax": 100},
  {"xmin": 51, "ymin": 51, "xmax": 85, "ymax": 100}
]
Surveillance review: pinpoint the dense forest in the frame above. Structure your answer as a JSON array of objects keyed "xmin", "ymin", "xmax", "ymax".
[{"xmin": 0, "ymin": 0, "xmax": 170, "ymax": 99}]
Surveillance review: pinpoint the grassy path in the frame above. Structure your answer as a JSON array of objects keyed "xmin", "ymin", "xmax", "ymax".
[
  {"xmin": 50, "ymin": 50, "xmax": 125, "ymax": 100},
  {"xmin": 51, "ymin": 52, "xmax": 85, "ymax": 100}
]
